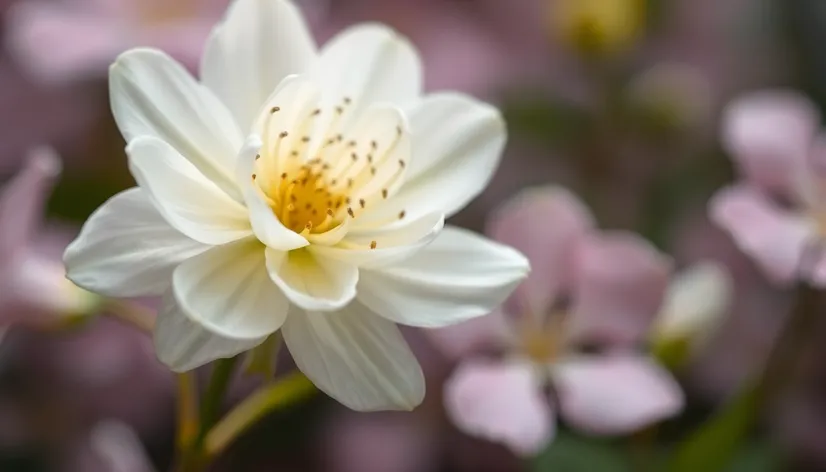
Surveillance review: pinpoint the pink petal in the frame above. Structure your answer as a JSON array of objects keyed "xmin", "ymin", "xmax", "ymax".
[
  {"xmin": 710, "ymin": 184, "xmax": 814, "ymax": 285},
  {"xmin": 6, "ymin": 1, "xmax": 133, "ymax": 82},
  {"xmin": 553, "ymin": 354, "xmax": 684, "ymax": 435},
  {"xmin": 567, "ymin": 232, "xmax": 672, "ymax": 347},
  {"xmin": 486, "ymin": 186, "xmax": 594, "ymax": 316},
  {"xmin": 445, "ymin": 359, "xmax": 554, "ymax": 456},
  {"xmin": 427, "ymin": 310, "xmax": 512, "ymax": 360},
  {"xmin": 0, "ymin": 148, "xmax": 61, "ymax": 261},
  {"xmin": 721, "ymin": 90, "xmax": 818, "ymax": 195}
]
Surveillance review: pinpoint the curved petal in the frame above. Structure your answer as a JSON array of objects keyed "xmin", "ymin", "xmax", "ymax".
[
  {"xmin": 722, "ymin": 90, "xmax": 818, "ymax": 195},
  {"xmin": 171, "ymin": 237, "xmax": 287, "ymax": 339},
  {"xmin": 90, "ymin": 421, "xmax": 155, "ymax": 472},
  {"xmin": 445, "ymin": 359, "xmax": 554, "ymax": 456},
  {"xmin": 201, "ymin": 0, "xmax": 317, "ymax": 131},
  {"xmin": 310, "ymin": 24, "xmax": 422, "ymax": 110},
  {"xmin": 357, "ymin": 226, "xmax": 529, "ymax": 328},
  {"xmin": 710, "ymin": 184, "xmax": 815, "ymax": 285},
  {"xmin": 487, "ymin": 186, "xmax": 594, "ymax": 316},
  {"xmin": 311, "ymin": 213, "xmax": 444, "ymax": 270},
  {"xmin": 127, "ymin": 136, "xmax": 253, "ymax": 245},
  {"xmin": 235, "ymin": 135, "xmax": 309, "ymax": 251},
  {"xmin": 357, "ymin": 93, "xmax": 505, "ymax": 223},
  {"xmin": 427, "ymin": 311, "xmax": 514, "ymax": 360},
  {"xmin": 553, "ymin": 355, "xmax": 684, "ymax": 435},
  {"xmin": 282, "ymin": 301, "xmax": 424, "ymax": 411},
  {"xmin": 568, "ymin": 232, "xmax": 672, "ymax": 347},
  {"xmin": 652, "ymin": 261, "xmax": 733, "ymax": 350},
  {"xmin": 265, "ymin": 248, "xmax": 358, "ymax": 312},
  {"xmin": 0, "ymin": 147, "xmax": 60, "ymax": 260},
  {"xmin": 155, "ymin": 289, "xmax": 272, "ymax": 373},
  {"xmin": 64, "ymin": 188, "xmax": 208, "ymax": 297},
  {"xmin": 110, "ymin": 48, "xmax": 244, "ymax": 200}
]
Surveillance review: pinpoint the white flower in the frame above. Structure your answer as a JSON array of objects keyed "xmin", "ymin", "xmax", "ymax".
[{"xmin": 64, "ymin": 0, "xmax": 529, "ymax": 411}]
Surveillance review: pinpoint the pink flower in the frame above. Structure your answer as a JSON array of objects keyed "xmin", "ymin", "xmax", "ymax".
[
  {"xmin": 436, "ymin": 186, "xmax": 684, "ymax": 456},
  {"xmin": 6, "ymin": 0, "xmax": 229, "ymax": 83},
  {"xmin": 711, "ymin": 90, "xmax": 826, "ymax": 286},
  {"xmin": 0, "ymin": 148, "xmax": 99, "ymax": 329}
]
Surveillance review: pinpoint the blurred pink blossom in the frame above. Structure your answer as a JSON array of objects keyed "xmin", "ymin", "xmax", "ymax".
[
  {"xmin": 711, "ymin": 90, "xmax": 826, "ymax": 287},
  {"xmin": 434, "ymin": 186, "xmax": 683, "ymax": 456},
  {"xmin": 0, "ymin": 148, "xmax": 99, "ymax": 329},
  {"xmin": 5, "ymin": 0, "xmax": 229, "ymax": 83}
]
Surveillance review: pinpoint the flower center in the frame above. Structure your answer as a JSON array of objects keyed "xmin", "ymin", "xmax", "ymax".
[
  {"xmin": 250, "ymin": 95, "xmax": 409, "ymax": 243},
  {"xmin": 519, "ymin": 312, "xmax": 567, "ymax": 363}
]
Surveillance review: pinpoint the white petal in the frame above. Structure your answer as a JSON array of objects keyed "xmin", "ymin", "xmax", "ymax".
[
  {"xmin": 357, "ymin": 226, "xmax": 529, "ymax": 327},
  {"xmin": 310, "ymin": 24, "xmax": 422, "ymax": 109},
  {"xmin": 201, "ymin": 0, "xmax": 317, "ymax": 131},
  {"xmin": 127, "ymin": 136, "xmax": 253, "ymax": 245},
  {"xmin": 64, "ymin": 188, "xmax": 208, "ymax": 297},
  {"xmin": 234, "ymin": 135, "xmax": 309, "ymax": 251},
  {"xmin": 311, "ymin": 212, "xmax": 444, "ymax": 269},
  {"xmin": 172, "ymin": 237, "xmax": 287, "ymax": 336},
  {"xmin": 360, "ymin": 93, "xmax": 505, "ymax": 222},
  {"xmin": 282, "ymin": 301, "xmax": 425, "ymax": 411},
  {"xmin": 155, "ymin": 290, "xmax": 270, "ymax": 373},
  {"xmin": 652, "ymin": 261, "xmax": 733, "ymax": 349},
  {"xmin": 265, "ymin": 247, "xmax": 358, "ymax": 311},
  {"xmin": 110, "ymin": 48, "xmax": 244, "ymax": 200}
]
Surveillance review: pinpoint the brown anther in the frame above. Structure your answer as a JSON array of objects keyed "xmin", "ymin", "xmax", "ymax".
[
  {"xmin": 370, "ymin": 241, "xmax": 377, "ymax": 249},
  {"xmin": 315, "ymin": 188, "xmax": 325, "ymax": 193},
  {"xmin": 366, "ymin": 154, "xmax": 373, "ymax": 163},
  {"xmin": 302, "ymin": 136, "xmax": 310, "ymax": 142},
  {"xmin": 347, "ymin": 207, "xmax": 355, "ymax": 218},
  {"xmin": 301, "ymin": 177, "xmax": 309, "ymax": 185},
  {"xmin": 398, "ymin": 210, "xmax": 406, "ymax": 219},
  {"xmin": 305, "ymin": 203, "xmax": 312, "ymax": 210},
  {"xmin": 398, "ymin": 159, "xmax": 406, "ymax": 168},
  {"xmin": 335, "ymin": 201, "xmax": 343, "ymax": 209},
  {"xmin": 281, "ymin": 172, "xmax": 288, "ymax": 179},
  {"xmin": 343, "ymin": 97, "xmax": 352, "ymax": 104},
  {"xmin": 348, "ymin": 140, "xmax": 357, "ymax": 147},
  {"xmin": 345, "ymin": 197, "xmax": 352, "ymax": 204},
  {"xmin": 351, "ymin": 152, "xmax": 358, "ymax": 161},
  {"xmin": 305, "ymin": 221, "xmax": 313, "ymax": 230},
  {"xmin": 312, "ymin": 209, "xmax": 318, "ymax": 215},
  {"xmin": 290, "ymin": 151, "xmax": 298, "ymax": 157},
  {"xmin": 322, "ymin": 163, "xmax": 331, "ymax": 170},
  {"xmin": 251, "ymin": 174, "xmax": 257, "ymax": 180},
  {"xmin": 336, "ymin": 134, "xmax": 343, "ymax": 142},
  {"xmin": 335, "ymin": 106, "xmax": 344, "ymax": 114},
  {"xmin": 382, "ymin": 189, "xmax": 388, "ymax": 199},
  {"xmin": 290, "ymin": 194, "xmax": 297, "ymax": 202},
  {"xmin": 370, "ymin": 166, "xmax": 377, "ymax": 175},
  {"xmin": 359, "ymin": 199, "xmax": 366, "ymax": 208},
  {"xmin": 331, "ymin": 179, "xmax": 338, "ymax": 185},
  {"xmin": 279, "ymin": 131, "xmax": 289, "ymax": 138},
  {"xmin": 347, "ymin": 178, "xmax": 354, "ymax": 188},
  {"xmin": 312, "ymin": 109, "xmax": 321, "ymax": 116},
  {"xmin": 270, "ymin": 106, "xmax": 280, "ymax": 113},
  {"xmin": 396, "ymin": 125, "xmax": 402, "ymax": 135},
  {"xmin": 371, "ymin": 140, "xmax": 378, "ymax": 150},
  {"xmin": 327, "ymin": 209, "xmax": 334, "ymax": 216},
  {"xmin": 255, "ymin": 154, "xmax": 261, "ymax": 160}
]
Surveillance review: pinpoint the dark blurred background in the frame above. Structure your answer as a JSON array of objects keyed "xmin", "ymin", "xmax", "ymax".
[{"xmin": 1, "ymin": 0, "xmax": 826, "ymax": 470}]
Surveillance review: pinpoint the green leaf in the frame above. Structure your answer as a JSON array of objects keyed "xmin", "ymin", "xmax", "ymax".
[
  {"xmin": 666, "ymin": 386, "xmax": 760, "ymax": 472},
  {"xmin": 533, "ymin": 432, "xmax": 632, "ymax": 472}
]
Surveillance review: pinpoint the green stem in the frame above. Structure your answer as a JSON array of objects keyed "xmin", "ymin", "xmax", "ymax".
[
  {"xmin": 177, "ymin": 357, "xmax": 238, "ymax": 472},
  {"xmin": 755, "ymin": 282, "xmax": 821, "ymax": 409}
]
